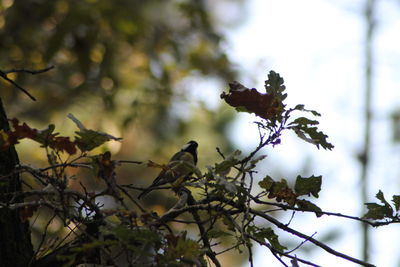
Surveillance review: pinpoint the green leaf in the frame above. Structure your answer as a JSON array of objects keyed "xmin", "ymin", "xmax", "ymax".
[
  {"xmin": 270, "ymin": 179, "xmax": 289, "ymax": 194},
  {"xmin": 289, "ymin": 117, "xmax": 319, "ymax": 126},
  {"xmin": 288, "ymin": 113, "xmax": 333, "ymax": 150},
  {"xmin": 376, "ymin": 190, "xmax": 390, "ymax": 206},
  {"xmin": 293, "ymin": 104, "xmax": 321, "ymax": 116},
  {"xmin": 259, "ymin": 176, "xmax": 274, "ymax": 191},
  {"xmin": 291, "ymin": 125, "xmax": 334, "ymax": 150},
  {"xmin": 296, "ymin": 199, "xmax": 323, "ymax": 217},
  {"xmin": 392, "ymin": 195, "xmax": 400, "ymax": 211},
  {"xmin": 264, "ymin": 70, "xmax": 286, "ymax": 97},
  {"xmin": 174, "ymin": 238, "xmax": 202, "ymax": 260},
  {"xmin": 222, "ymin": 215, "xmax": 236, "ymax": 232},
  {"xmin": 207, "ymin": 230, "xmax": 231, "ymax": 239},
  {"xmin": 214, "ymin": 150, "xmax": 241, "ymax": 175},
  {"xmin": 100, "ymin": 225, "xmax": 161, "ymax": 245},
  {"xmin": 33, "ymin": 124, "xmax": 56, "ymax": 144},
  {"xmin": 294, "ymin": 175, "xmax": 322, "ymax": 198},
  {"xmin": 363, "ymin": 191, "xmax": 393, "ymax": 219},
  {"xmin": 68, "ymin": 113, "xmax": 122, "ymax": 152},
  {"xmin": 74, "ymin": 130, "xmax": 110, "ymax": 151},
  {"xmin": 363, "ymin": 203, "xmax": 390, "ymax": 220},
  {"xmin": 375, "ymin": 190, "xmax": 393, "ymax": 214},
  {"xmin": 253, "ymin": 227, "xmax": 287, "ymax": 252},
  {"xmin": 250, "ymin": 155, "xmax": 267, "ymax": 166},
  {"xmin": 163, "ymin": 234, "xmax": 203, "ymax": 264},
  {"xmin": 294, "ymin": 104, "xmax": 305, "ymax": 110}
]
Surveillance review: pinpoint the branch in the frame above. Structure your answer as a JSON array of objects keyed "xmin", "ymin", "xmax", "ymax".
[
  {"xmin": 246, "ymin": 234, "xmax": 320, "ymax": 267},
  {"xmin": 239, "ymin": 119, "xmax": 284, "ymax": 165},
  {"xmin": 158, "ymin": 189, "xmax": 220, "ymax": 267},
  {"xmin": 117, "ymin": 160, "xmax": 142, "ymax": 165},
  {"xmin": 195, "ymin": 197, "xmax": 376, "ymax": 267},
  {"xmin": 2, "ymin": 65, "xmax": 55, "ymax": 75},
  {"xmin": 250, "ymin": 196, "xmax": 400, "ymax": 227},
  {"xmin": 249, "ymin": 208, "xmax": 376, "ymax": 267},
  {"xmin": 186, "ymin": 190, "xmax": 220, "ymax": 267},
  {"xmin": 157, "ymin": 200, "xmax": 323, "ymax": 266},
  {"xmin": 0, "ymin": 65, "xmax": 55, "ymax": 101}
]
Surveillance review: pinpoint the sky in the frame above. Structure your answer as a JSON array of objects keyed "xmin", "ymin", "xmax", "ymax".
[{"xmin": 220, "ymin": 0, "xmax": 400, "ymax": 266}]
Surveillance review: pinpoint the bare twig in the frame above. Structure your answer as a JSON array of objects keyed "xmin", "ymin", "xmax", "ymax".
[
  {"xmin": 3, "ymin": 65, "xmax": 55, "ymax": 75},
  {"xmin": 117, "ymin": 160, "xmax": 142, "ymax": 165},
  {"xmin": 34, "ymin": 213, "xmax": 57, "ymax": 260},
  {"xmin": 116, "ymin": 184, "xmax": 146, "ymax": 213},
  {"xmin": 284, "ymin": 232, "xmax": 317, "ymax": 255},
  {"xmin": 0, "ymin": 65, "xmax": 55, "ymax": 101},
  {"xmin": 249, "ymin": 196, "xmax": 399, "ymax": 227},
  {"xmin": 247, "ymin": 234, "xmax": 319, "ymax": 267},
  {"xmin": 249, "ymin": 208, "xmax": 376, "ymax": 267},
  {"xmin": 189, "ymin": 197, "xmax": 377, "ymax": 267},
  {"xmin": 187, "ymin": 191, "xmax": 220, "ymax": 267},
  {"xmin": 216, "ymin": 147, "xmax": 225, "ymax": 160}
]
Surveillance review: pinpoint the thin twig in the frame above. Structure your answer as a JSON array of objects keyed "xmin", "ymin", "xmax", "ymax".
[
  {"xmin": 284, "ymin": 232, "xmax": 317, "ymax": 255},
  {"xmin": 0, "ymin": 65, "xmax": 55, "ymax": 101},
  {"xmin": 216, "ymin": 147, "xmax": 225, "ymax": 160},
  {"xmin": 34, "ymin": 213, "xmax": 57, "ymax": 260},
  {"xmin": 117, "ymin": 160, "xmax": 142, "ymax": 164},
  {"xmin": 249, "ymin": 196, "xmax": 399, "ymax": 227},
  {"xmin": 116, "ymin": 184, "xmax": 146, "ymax": 213},
  {"xmin": 3, "ymin": 65, "xmax": 55, "ymax": 75},
  {"xmin": 193, "ymin": 197, "xmax": 377, "ymax": 267},
  {"xmin": 249, "ymin": 208, "xmax": 376, "ymax": 267},
  {"xmin": 187, "ymin": 191, "xmax": 220, "ymax": 267},
  {"xmin": 247, "ymin": 234, "xmax": 318, "ymax": 267}
]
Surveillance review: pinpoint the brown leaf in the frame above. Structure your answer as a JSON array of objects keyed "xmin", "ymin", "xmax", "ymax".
[
  {"xmin": 50, "ymin": 136, "xmax": 77, "ymax": 155},
  {"xmin": 10, "ymin": 118, "xmax": 37, "ymax": 139},
  {"xmin": 221, "ymin": 82, "xmax": 284, "ymax": 121},
  {"xmin": 97, "ymin": 151, "xmax": 115, "ymax": 179}
]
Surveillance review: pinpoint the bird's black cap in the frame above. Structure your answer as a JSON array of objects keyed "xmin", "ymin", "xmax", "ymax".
[{"xmin": 182, "ymin": 140, "xmax": 198, "ymax": 164}]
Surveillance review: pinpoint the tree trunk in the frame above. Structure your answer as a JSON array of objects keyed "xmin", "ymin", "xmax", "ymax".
[
  {"xmin": 360, "ymin": 0, "xmax": 375, "ymax": 262},
  {"xmin": 0, "ymin": 98, "xmax": 34, "ymax": 266}
]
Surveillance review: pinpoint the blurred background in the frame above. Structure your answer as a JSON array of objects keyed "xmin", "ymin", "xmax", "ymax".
[{"xmin": 0, "ymin": 0, "xmax": 399, "ymax": 266}]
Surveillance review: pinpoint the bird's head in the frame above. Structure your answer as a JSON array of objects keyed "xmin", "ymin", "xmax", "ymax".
[{"xmin": 181, "ymin": 140, "xmax": 198, "ymax": 164}]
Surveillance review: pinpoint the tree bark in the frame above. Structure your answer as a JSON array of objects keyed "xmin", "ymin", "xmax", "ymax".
[{"xmin": 0, "ymin": 97, "xmax": 34, "ymax": 266}]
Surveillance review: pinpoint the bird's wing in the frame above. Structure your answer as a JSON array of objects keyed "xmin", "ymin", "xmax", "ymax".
[
  {"xmin": 148, "ymin": 169, "xmax": 167, "ymax": 187},
  {"xmin": 153, "ymin": 152, "xmax": 195, "ymax": 185},
  {"xmin": 138, "ymin": 151, "xmax": 196, "ymax": 199}
]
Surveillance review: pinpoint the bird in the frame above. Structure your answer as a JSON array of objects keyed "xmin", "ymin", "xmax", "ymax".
[{"xmin": 138, "ymin": 140, "xmax": 198, "ymax": 199}]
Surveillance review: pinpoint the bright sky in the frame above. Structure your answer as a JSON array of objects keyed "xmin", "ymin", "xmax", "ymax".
[{"xmin": 223, "ymin": 0, "xmax": 400, "ymax": 266}]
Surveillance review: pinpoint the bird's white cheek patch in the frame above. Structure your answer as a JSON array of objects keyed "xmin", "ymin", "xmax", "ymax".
[{"xmin": 181, "ymin": 143, "xmax": 190, "ymax": 150}]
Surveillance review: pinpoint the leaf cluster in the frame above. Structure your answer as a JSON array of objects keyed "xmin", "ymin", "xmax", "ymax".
[
  {"xmin": 221, "ymin": 71, "xmax": 334, "ymax": 150},
  {"xmin": 0, "ymin": 114, "xmax": 121, "ymax": 155},
  {"xmin": 1, "ymin": 71, "xmax": 387, "ymax": 267},
  {"xmin": 364, "ymin": 190, "xmax": 400, "ymax": 223}
]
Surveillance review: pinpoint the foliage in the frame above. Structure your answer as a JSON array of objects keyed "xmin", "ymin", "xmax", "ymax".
[
  {"xmin": 0, "ymin": 0, "xmax": 237, "ymax": 128},
  {"xmin": 1, "ymin": 70, "xmax": 393, "ymax": 266},
  {"xmin": 221, "ymin": 71, "xmax": 333, "ymax": 150},
  {"xmin": 363, "ymin": 190, "xmax": 400, "ymax": 223},
  {"xmin": 0, "ymin": 114, "xmax": 120, "ymax": 154},
  {"xmin": 2, "ymin": 1, "xmax": 394, "ymax": 267},
  {"xmin": 0, "ymin": 2, "xmax": 240, "ymax": 205}
]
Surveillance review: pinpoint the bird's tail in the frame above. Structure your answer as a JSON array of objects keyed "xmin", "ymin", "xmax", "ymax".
[{"xmin": 137, "ymin": 188, "xmax": 152, "ymax": 199}]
